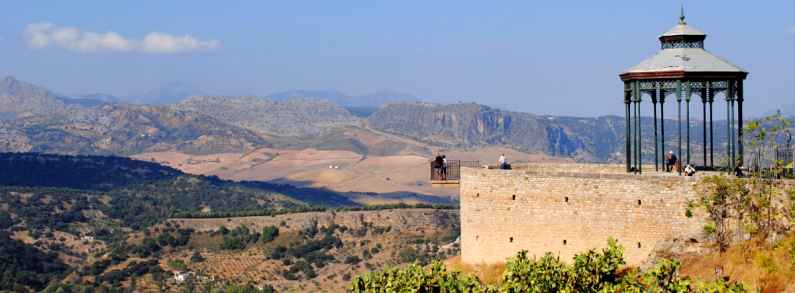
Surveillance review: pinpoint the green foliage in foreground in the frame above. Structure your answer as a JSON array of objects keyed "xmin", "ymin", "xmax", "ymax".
[{"xmin": 350, "ymin": 239, "xmax": 746, "ymax": 293}]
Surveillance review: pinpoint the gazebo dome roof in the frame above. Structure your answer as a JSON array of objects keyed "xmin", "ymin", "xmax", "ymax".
[
  {"xmin": 660, "ymin": 23, "xmax": 706, "ymax": 38},
  {"xmin": 620, "ymin": 8, "xmax": 747, "ymax": 80},
  {"xmin": 625, "ymin": 48, "xmax": 745, "ymax": 74}
]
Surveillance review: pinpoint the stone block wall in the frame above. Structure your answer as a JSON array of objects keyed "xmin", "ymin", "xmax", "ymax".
[{"xmin": 460, "ymin": 164, "xmax": 704, "ymax": 265}]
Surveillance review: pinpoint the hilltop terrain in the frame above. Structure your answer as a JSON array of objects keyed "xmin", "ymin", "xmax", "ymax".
[
  {"xmin": 0, "ymin": 76, "xmax": 267, "ymax": 155},
  {"xmin": 177, "ymin": 96, "xmax": 360, "ymax": 137},
  {"xmin": 0, "ymin": 152, "xmax": 458, "ymax": 291}
]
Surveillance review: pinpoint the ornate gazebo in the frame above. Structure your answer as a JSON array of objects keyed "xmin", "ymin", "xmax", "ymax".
[{"xmin": 620, "ymin": 9, "xmax": 748, "ymax": 173}]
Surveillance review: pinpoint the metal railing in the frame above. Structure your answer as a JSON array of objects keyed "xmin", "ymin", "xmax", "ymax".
[
  {"xmin": 430, "ymin": 160, "xmax": 480, "ymax": 181},
  {"xmin": 745, "ymin": 145, "xmax": 794, "ymax": 178}
]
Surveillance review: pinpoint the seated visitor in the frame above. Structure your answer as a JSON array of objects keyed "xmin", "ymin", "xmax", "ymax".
[
  {"xmin": 665, "ymin": 150, "xmax": 678, "ymax": 172},
  {"xmin": 498, "ymin": 154, "xmax": 509, "ymax": 170},
  {"xmin": 684, "ymin": 164, "xmax": 696, "ymax": 176}
]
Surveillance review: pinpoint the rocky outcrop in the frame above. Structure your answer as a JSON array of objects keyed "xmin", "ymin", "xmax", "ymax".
[
  {"xmin": 0, "ymin": 76, "xmax": 66, "ymax": 116},
  {"xmin": 367, "ymin": 102, "xmax": 623, "ymax": 161},
  {"xmin": 177, "ymin": 96, "xmax": 360, "ymax": 137}
]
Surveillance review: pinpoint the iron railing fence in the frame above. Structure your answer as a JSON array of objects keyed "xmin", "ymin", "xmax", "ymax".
[
  {"xmin": 430, "ymin": 160, "xmax": 480, "ymax": 181},
  {"xmin": 745, "ymin": 145, "xmax": 794, "ymax": 178}
]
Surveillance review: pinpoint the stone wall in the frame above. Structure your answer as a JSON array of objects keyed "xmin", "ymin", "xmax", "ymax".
[{"xmin": 460, "ymin": 164, "xmax": 704, "ymax": 265}]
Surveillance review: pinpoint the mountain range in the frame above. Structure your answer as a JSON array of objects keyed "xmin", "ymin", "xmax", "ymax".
[
  {"xmin": 1, "ymin": 75, "xmax": 791, "ymax": 162},
  {"xmin": 1, "ymin": 76, "xmax": 266, "ymax": 155}
]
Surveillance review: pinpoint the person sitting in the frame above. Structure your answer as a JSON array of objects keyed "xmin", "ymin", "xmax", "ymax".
[
  {"xmin": 734, "ymin": 160, "xmax": 744, "ymax": 177},
  {"xmin": 684, "ymin": 164, "xmax": 696, "ymax": 176},
  {"xmin": 665, "ymin": 151, "xmax": 678, "ymax": 172},
  {"xmin": 498, "ymin": 154, "xmax": 511, "ymax": 170}
]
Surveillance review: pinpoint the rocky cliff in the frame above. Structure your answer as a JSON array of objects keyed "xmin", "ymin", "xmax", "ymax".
[{"xmin": 367, "ymin": 102, "xmax": 625, "ymax": 161}]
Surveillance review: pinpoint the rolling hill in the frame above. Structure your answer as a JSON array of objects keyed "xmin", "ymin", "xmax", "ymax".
[{"xmin": 0, "ymin": 76, "xmax": 268, "ymax": 155}]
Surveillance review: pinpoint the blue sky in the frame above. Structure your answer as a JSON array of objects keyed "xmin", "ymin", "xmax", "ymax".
[{"xmin": 1, "ymin": 1, "xmax": 793, "ymax": 117}]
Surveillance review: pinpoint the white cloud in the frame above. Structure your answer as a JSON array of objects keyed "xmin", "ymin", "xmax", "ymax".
[
  {"xmin": 141, "ymin": 32, "xmax": 219, "ymax": 54},
  {"xmin": 23, "ymin": 22, "xmax": 219, "ymax": 54}
]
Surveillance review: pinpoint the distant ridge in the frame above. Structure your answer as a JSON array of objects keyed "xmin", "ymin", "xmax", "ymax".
[
  {"xmin": 267, "ymin": 89, "xmax": 419, "ymax": 108},
  {"xmin": 0, "ymin": 76, "xmax": 269, "ymax": 155},
  {"xmin": 0, "ymin": 76, "xmax": 65, "ymax": 116},
  {"xmin": 177, "ymin": 96, "xmax": 360, "ymax": 136}
]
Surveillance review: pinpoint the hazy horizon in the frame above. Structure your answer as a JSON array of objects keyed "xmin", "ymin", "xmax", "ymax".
[{"xmin": 1, "ymin": 1, "xmax": 794, "ymax": 117}]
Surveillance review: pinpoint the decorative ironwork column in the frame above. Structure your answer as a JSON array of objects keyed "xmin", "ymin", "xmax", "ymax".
[
  {"xmin": 652, "ymin": 85, "xmax": 659, "ymax": 171},
  {"xmin": 625, "ymin": 84, "xmax": 631, "ymax": 172},
  {"xmin": 660, "ymin": 89, "xmax": 666, "ymax": 166},
  {"xmin": 709, "ymin": 87, "xmax": 715, "ymax": 168},
  {"xmin": 701, "ymin": 83, "xmax": 708, "ymax": 168},
  {"xmin": 726, "ymin": 80, "xmax": 735, "ymax": 170},
  {"xmin": 685, "ymin": 81, "xmax": 691, "ymax": 165},
  {"xmin": 737, "ymin": 79, "xmax": 744, "ymax": 165},
  {"xmin": 635, "ymin": 81, "xmax": 642, "ymax": 173},
  {"xmin": 676, "ymin": 80, "xmax": 683, "ymax": 172}
]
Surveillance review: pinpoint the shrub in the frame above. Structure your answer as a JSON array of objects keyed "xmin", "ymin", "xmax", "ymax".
[
  {"xmin": 350, "ymin": 262, "xmax": 484, "ymax": 292},
  {"xmin": 349, "ymin": 239, "xmax": 748, "ymax": 293},
  {"xmin": 167, "ymin": 259, "xmax": 187, "ymax": 271},
  {"xmin": 190, "ymin": 251, "xmax": 204, "ymax": 263},
  {"xmin": 344, "ymin": 255, "xmax": 362, "ymax": 265},
  {"xmin": 261, "ymin": 226, "xmax": 279, "ymax": 243}
]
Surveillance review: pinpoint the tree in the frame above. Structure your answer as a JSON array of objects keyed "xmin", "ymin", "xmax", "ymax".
[
  {"xmin": 261, "ymin": 226, "xmax": 279, "ymax": 243},
  {"xmin": 0, "ymin": 212, "xmax": 12, "ymax": 229},
  {"xmin": 694, "ymin": 176, "xmax": 740, "ymax": 252}
]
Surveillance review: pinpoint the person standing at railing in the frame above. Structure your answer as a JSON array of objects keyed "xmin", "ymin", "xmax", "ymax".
[
  {"xmin": 442, "ymin": 155, "xmax": 448, "ymax": 180},
  {"xmin": 433, "ymin": 154, "xmax": 443, "ymax": 180}
]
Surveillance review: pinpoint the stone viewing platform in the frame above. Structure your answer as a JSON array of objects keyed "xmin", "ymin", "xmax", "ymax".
[{"xmin": 459, "ymin": 163, "xmax": 705, "ymax": 266}]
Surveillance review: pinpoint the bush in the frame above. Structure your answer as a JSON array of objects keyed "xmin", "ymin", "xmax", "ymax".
[
  {"xmin": 261, "ymin": 226, "xmax": 279, "ymax": 243},
  {"xmin": 344, "ymin": 255, "xmax": 362, "ymax": 265},
  {"xmin": 0, "ymin": 212, "xmax": 13, "ymax": 229},
  {"xmin": 167, "ymin": 259, "xmax": 187, "ymax": 271},
  {"xmin": 190, "ymin": 251, "xmax": 205, "ymax": 263},
  {"xmin": 350, "ymin": 262, "xmax": 483, "ymax": 292},
  {"xmin": 349, "ymin": 239, "xmax": 747, "ymax": 293}
]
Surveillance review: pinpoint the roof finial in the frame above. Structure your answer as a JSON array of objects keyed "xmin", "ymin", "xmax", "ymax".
[{"xmin": 679, "ymin": 3, "xmax": 687, "ymax": 25}]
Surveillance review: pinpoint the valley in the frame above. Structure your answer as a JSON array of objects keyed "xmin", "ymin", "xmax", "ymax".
[{"xmin": 133, "ymin": 146, "xmax": 562, "ymax": 199}]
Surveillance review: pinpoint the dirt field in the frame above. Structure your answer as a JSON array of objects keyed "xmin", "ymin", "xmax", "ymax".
[{"xmin": 133, "ymin": 146, "xmax": 566, "ymax": 199}]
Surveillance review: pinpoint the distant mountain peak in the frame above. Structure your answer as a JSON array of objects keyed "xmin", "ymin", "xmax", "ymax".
[
  {"xmin": 0, "ymin": 76, "xmax": 64, "ymax": 116},
  {"xmin": 126, "ymin": 81, "xmax": 206, "ymax": 105},
  {"xmin": 267, "ymin": 89, "xmax": 418, "ymax": 108}
]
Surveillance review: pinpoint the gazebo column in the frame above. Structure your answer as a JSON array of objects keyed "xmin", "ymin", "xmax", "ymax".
[
  {"xmin": 651, "ymin": 86, "xmax": 659, "ymax": 171},
  {"xmin": 726, "ymin": 80, "xmax": 735, "ymax": 170},
  {"xmin": 737, "ymin": 79, "xmax": 744, "ymax": 165},
  {"xmin": 659, "ymin": 89, "xmax": 666, "ymax": 167},
  {"xmin": 634, "ymin": 81, "xmax": 642, "ymax": 173},
  {"xmin": 625, "ymin": 86, "xmax": 632, "ymax": 172},
  {"xmin": 701, "ymin": 84, "xmax": 708, "ymax": 168},
  {"xmin": 676, "ymin": 80, "xmax": 683, "ymax": 173},
  {"xmin": 685, "ymin": 81, "xmax": 691, "ymax": 165},
  {"xmin": 709, "ymin": 87, "xmax": 715, "ymax": 168}
]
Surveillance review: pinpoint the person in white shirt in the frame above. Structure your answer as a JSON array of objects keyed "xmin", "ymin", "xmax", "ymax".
[
  {"xmin": 498, "ymin": 154, "xmax": 507, "ymax": 170},
  {"xmin": 442, "ymin": 155, "xmax": 448, "ymax": 179},
  {"xmin": 684, "ymin": 164, "xmax": 696, "ymax": 176}
]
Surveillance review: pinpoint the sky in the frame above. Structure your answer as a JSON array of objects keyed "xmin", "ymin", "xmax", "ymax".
[{"xmin": 1, "ymin": 1, "xmax": 793, "ymax": 117}]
